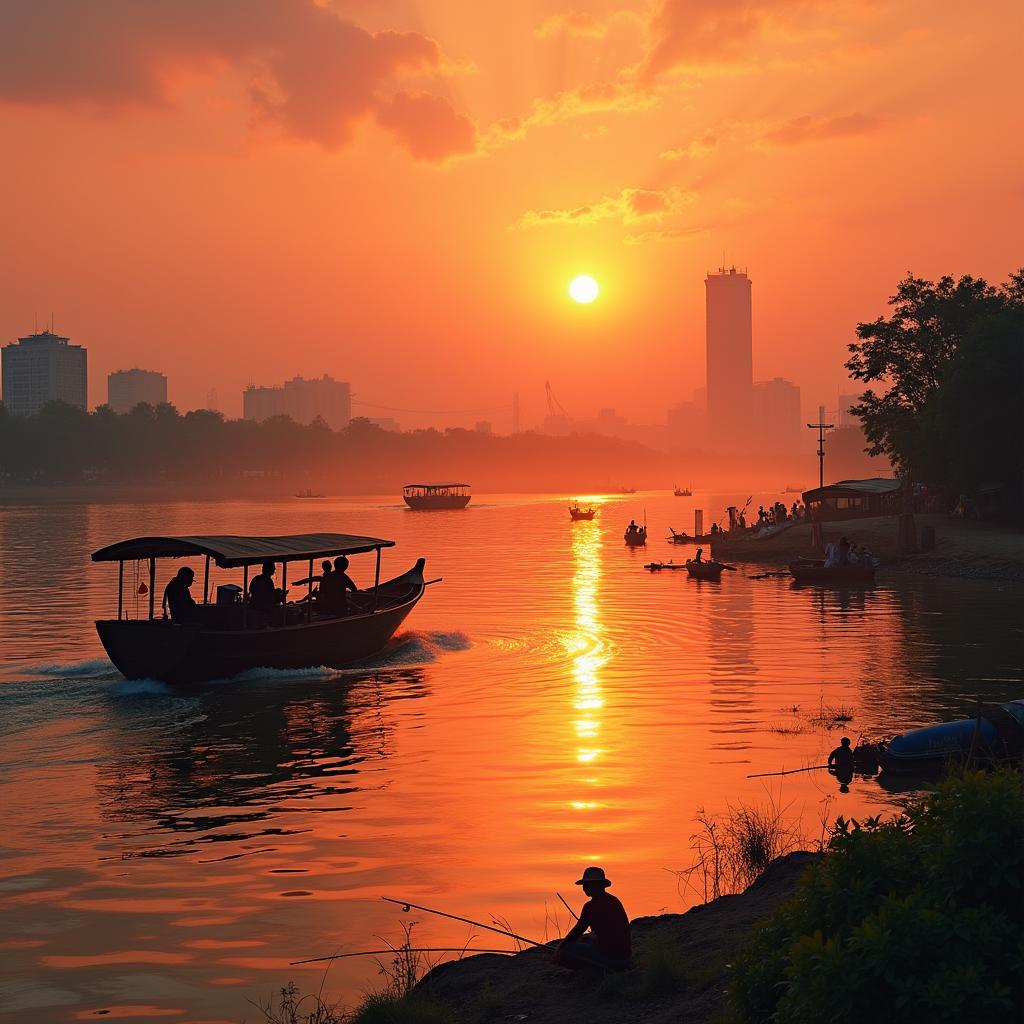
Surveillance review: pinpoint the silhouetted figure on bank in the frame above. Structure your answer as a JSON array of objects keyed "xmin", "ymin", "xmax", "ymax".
[
  {"xmin": 555, "ymin": 866, "xmax": 631, "ymax": 972},
  {"xmin": 318, "ymin": 555, "xmax": 358, "ymax": 616},
  {"xmin": 162, "ymin": 566, "xmax": 198, "ymax": 623},
  {"xmin": 829, "ymin": 736, "xmax": 856, "ymax": 771}
]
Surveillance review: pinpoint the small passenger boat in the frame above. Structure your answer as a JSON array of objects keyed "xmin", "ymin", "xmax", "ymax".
[
  {"xmin": 403, "ymin": 483, "xmax": 471, "ymax": 510},
  {"xmin": 569, "ymin": 504, "xmax": 596, "ymax": 521},
  {"xmin": 295, "ymin": 488, "xmax": 326, "ymax": 499},
  {"xmin": 686, "ymin": 559, "xmax": 727, "ymax": 580},
  {"xmin": 624, "ymin": 525, "xmax": 648, "ymax": 546},
  {"xmin": 673, "ymin": 485, "xmax": 692, "ymax": 497},
  {"xmin": 876, "ymin": 700, "xmax": 1024, "ymax": 773},
  {"xmin": 788, "ymin": 559, "xmax": 875, "ymax": 584},
  {"xmin": 668, "ymin": 528, "xmax": 713, "ymax": 544},
  {"xmin": 91, "ymin": 533, "xmax": 430, "ymax": 684}
]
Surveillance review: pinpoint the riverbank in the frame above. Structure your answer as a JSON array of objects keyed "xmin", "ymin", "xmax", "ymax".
[
  {"xmin": 408, "ymin": 852, "xmax": 818, "ymax": 1024},
  {"xmin": 711, "ymin": 514, "xmax": 1024, "ymax": 582}
]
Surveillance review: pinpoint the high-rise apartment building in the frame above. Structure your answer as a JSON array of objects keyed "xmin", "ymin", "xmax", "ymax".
[
  {"xmin": 1, "ymin": 329, "xmax": 88, "ymax": 416},
  {"xmin": 753, "ymin": 377, "xmax": 802, "ymax": 451},
  {"xmin": 243, "ymin": 374, "xmax": 352, "ymax": 430},
  {"xmin": 837, "ymin": 393, "xmax": 859, "ymax": 428},
  {"xmin": 107, "ymin": 368, "xmax": 167, "ymax": 413},
  {"xmin": 705, "ymin": 267, "xmax": 752, "ymax": 451}
]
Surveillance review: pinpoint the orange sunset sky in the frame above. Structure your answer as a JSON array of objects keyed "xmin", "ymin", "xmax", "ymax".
[{"xmin": 0, "ymin": 0, "xmax": 1020, "ymax": 429}]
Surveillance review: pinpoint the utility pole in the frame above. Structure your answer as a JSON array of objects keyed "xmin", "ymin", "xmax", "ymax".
[{"xmin": 806, "ymin": 404, "xmax": 833, "ymax": 489}]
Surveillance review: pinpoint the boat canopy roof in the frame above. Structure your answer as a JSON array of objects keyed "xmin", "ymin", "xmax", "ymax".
[
  {"xmin": 403, "ymin": 482, "xmax": 469, "ymax": 489},
  {"xmin": 92, "ymin": 533, "xmax": 395, "ymax": 567},
  {"xmin": 803, "ymin": 477, "xmax": 901, "ymax": 502}
]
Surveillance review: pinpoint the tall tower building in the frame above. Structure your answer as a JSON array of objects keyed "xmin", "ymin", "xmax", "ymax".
[
  {"xmin": 705, "ymin": 267, "xmax": 752, "ymax": 451},
  {"xmin": 107, "ymin": 368, "xmax": 167, "ymax": 413},
  {"xmin": 1, "ymin": 329, "xmax": 88, "ymax": 416}
]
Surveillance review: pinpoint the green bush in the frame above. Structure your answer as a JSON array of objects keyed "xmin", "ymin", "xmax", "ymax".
[{"xmin": 729, "ymin": 770, "xmax": 1024, "ymax": 1024}]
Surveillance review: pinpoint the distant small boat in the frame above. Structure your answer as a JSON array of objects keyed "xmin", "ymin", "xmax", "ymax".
[
  {"xmin": 569, "ymin": 504, "xmax": 596, "ymax": 521},
  {"xmin": 673, "ymin": 484, "xmax": 692, "ymax": 497},
  {"xmin": 668, "ymin": 528, "xmax": 714, "ymax": 544},
  {"xmin": 403, "ymin": 483, "xmax": 471, "ymax": 510},
  {"xmin": 686, "ymin": 559, "xmax": 727, "ymax": 580},
  {"xmin": 615, "ymin": 486, "xmax": 637, "ymax": 494},
  {"xmin": 295, "ymin": 488, "xmax": 326, "ymax": 499},
  {"xmin": 624, "ymin": 525, "xmax": 647, "ymax": 546},
  {"xmin": 877, "ymin": 700, "xmax": 1024, "ymax": 773},
  {"xmin": 789, "ymin": 559, "xmax": 875, "ymax": 584},
  {"xmin": 783, "ymin": 484, "xmax": 804, "ymax": 494}
]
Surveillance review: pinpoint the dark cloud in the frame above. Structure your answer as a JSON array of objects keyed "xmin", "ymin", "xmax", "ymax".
[
  {"xmin": 640, "ymin": 0, "xmax": 816, "ymax": 79},
  {"xmin": 376, "ymin": 91, "xmax": 477, "ymax": 162},
  {"xmin": 0, "ymin": 0, "xmax": 477, "ymax": 160}
]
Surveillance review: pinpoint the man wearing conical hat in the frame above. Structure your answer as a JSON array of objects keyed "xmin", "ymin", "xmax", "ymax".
[{"xmin": 555, "ymin": 866, "xmax": 631, "ymax": 971}]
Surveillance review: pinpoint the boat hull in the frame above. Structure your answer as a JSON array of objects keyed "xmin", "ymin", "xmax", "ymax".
[
  {"xmin": 569, "ymin": 510, "xmax": 595, "ymax": 521},
  {"xmin": 404, "ymin": 495, "xmax": 470, "ymax": 510},
  {"xmin": 624, "ymin": 533, "xmax": 647, "ymax": 547},
  {"xmin": 878, "ymin": 701, "xmax": 1024, "ymax": 773},
  {"xmin": 789, "ymin": 560, "xmax": 875, "ymax": 584},
  {"xmin": 96, "ymin": 561, "xmax": 427, "ymax": 684},
  {"xmin": 686, "ymin": 561, "xmax": 724, "ymax": 580}
]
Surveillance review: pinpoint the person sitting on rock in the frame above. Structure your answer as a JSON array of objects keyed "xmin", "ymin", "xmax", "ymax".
[{"xmin": 555, "ymin": 866, "xmax": 631, "ymax": 972}]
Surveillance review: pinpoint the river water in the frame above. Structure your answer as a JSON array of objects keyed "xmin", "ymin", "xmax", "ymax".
[{"xmin": 1, "ymin": 493, "xmax": 1021, "ymax": 1023}]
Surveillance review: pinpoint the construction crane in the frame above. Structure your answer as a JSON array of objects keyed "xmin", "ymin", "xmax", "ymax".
[{"xmin": 545, "ymin": 380, "xmax": 569, "ymax": 419}]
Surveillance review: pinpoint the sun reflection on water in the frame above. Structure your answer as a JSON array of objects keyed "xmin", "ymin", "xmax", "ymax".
[{"xmin": 566, "ymin": 521, "xmax": 608, "ymax": 787}]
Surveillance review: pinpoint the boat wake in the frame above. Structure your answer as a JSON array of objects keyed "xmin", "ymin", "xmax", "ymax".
[{"xmin": 28, "ymin": 657, "xmax": 118, "ymax": 679}]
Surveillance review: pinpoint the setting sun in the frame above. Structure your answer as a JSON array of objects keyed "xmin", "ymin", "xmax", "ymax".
[{"xmin": 569, "ymin": 275, "xmax": 599, "ymax": 304}]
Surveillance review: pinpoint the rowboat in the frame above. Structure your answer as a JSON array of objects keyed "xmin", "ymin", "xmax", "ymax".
[
  {"xmin": 91, "ymin": 533, "xmax": 430, "ymax": 684},
  {"xmin": 403, "ymin": 483, "xmax": 471, "ymax": 510},
  {"xmin": 668, "ymin": 529, "xmax": 714, "ymax": 544},
  {"xmin": 686, "ymin": 559, "xmax": 726, "ymax": 580},
  {"xmin": 569, "ymin": 504, "xmax": 596, "ymax": 521},
  {"xmin": 876, "ymin": 700, "xmax": 1024, "ymax": 773},
  {"xmin": 624, "ymin": 526, "xmax": 647, "ymax": 547},
  {"xmin": 789, "ymin": 559, "xmax": 875, "ymax": 584}
]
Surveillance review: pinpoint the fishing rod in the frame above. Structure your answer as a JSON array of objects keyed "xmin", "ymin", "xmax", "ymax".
[
  {"xmin": 290, "ymin": 947, "xmax": 513, "ymax": 967},
  {"xmin": 556, "ymin": 892, "xmax": 579, "ymax": 922},
  {"xmin": 747, "ymin": 764, "xmax": 829, "ymax": 779},
  {"xmin": 381, "ymin": 897, "xmax": 544, "ymax": 947}
]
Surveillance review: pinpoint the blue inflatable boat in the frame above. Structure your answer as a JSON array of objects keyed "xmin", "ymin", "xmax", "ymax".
[{"xmin": 878, "ymin": 699, "xmax": 1024, "ymax": 773}]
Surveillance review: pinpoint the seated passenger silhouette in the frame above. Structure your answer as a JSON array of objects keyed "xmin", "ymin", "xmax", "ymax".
[
  {"xmin": 555, "ymin": 866, "xmax": 631, "ymax": 972},
  {"xmin": 248, "ymin": 561, "xmax": 284, "ymax": 626},
  {"xmin": 162, "ymin": 566, "xmax": 198, "ymax": 623},
  {"xmin": 318, "ymin": 556, "xmax": 358, "ymax": 616}
]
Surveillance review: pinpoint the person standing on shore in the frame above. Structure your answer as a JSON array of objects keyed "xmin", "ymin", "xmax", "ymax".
[{"xmin": 555, "ymin": 867, "xmax": 631, "ymax": 971}]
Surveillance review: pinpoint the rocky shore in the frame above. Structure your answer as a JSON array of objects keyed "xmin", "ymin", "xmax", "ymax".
[
  {"xmin": 414, "ymin": 852, "xmax": 818, "ymax": 1024},
  {"xmin": 711, "ymin": 514, "xmax": 1024, "ymax": 582}
]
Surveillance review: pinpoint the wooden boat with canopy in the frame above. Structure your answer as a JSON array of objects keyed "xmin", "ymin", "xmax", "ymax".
[
  {"xmin": 569, "ymin": 503, "xmax": 596, "ymax": 521},
  {"xmin": 91, "ymin": 533, "xmax": 430, "ymax": 684},
  {"xmin": 403, "ymin": 483, "xmax": 471, "ymax": 510}
]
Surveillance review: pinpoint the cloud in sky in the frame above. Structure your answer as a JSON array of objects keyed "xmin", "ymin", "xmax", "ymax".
[
  {"xmin": 0, "ymin": 0, "xmax": 477, "ymax": 161},
  {"xmin": 660, "ymin": 131, "xmax": 719, "ymax": 160},
  {"xmin": 639, "ymin": 0, "xmax": 824, "ymax": 79},
  {"xmin": 763, "ymin": 111, "xmax": 885, "ymax": 145},
  {"xmin": 513, "ymin": 187, "xmax": 695, "ymax": 229}
]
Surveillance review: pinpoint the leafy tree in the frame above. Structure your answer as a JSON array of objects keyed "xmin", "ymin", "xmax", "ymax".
[{"xmin": 846, "ymin": 270, "xmax": 1023, "ymax": 488}]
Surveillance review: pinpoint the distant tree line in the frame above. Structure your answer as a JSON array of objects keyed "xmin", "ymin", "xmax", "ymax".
[
  {"xmin": 0, "ymin": 403, "xmax": 686, "ymax": 493},
  {"xmin": 847, "ymin": 268, "xmax": 1023, "ymax": 516}
]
